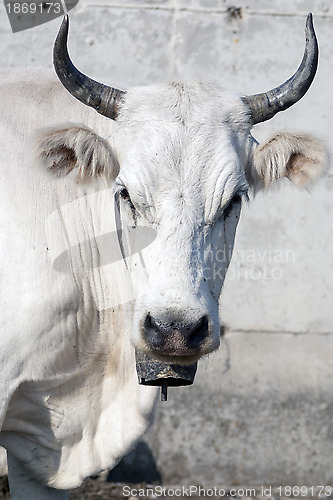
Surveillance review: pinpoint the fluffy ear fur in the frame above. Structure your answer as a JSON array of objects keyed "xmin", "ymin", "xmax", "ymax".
[
  {"xmin": 249, "ymin": 132, "xmax": 327, "ymax": 189},
  {"xmin": 34, "ymin": 124, "xmax": 119, "ymax": 181}
]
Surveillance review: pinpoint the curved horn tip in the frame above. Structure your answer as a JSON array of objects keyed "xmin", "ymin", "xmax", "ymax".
[
  {"xmin": 305, "ymin": 13, "xmax": 316, "ymax": 40},
  {"xmin": 59, "ymin": 15, "xmax": 69, "ymax": 34},
  {"xmin": 55, "ymin": 15, "xmax": 69, "ymax": 48},
  {"xmin": 306, "ymin": 13, "xmax": 313, "ymax": 29}
]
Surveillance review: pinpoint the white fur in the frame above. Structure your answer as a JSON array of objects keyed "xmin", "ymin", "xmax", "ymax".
[
  {"xmin": 34, "ymin": 124, "xmax": 119, "ymax": 180},
  {"xmin": 0, "ymin": 69, "xmax": 327, "ymax": 497},
  {"xmin": 249, "ymin": 132, "xmax": 327, "ymax": 189}
]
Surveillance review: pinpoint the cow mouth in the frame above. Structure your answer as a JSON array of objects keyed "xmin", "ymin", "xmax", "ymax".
[
  {"xmin": 140, "ymin": 333, "xmax": 220, "ymax": 366},
  {"xmin": 142, "ymin": 347, "xmax": 204, "ymax": 366}
]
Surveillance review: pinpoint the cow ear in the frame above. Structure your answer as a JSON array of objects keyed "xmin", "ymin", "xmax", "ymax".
[
  {"xmin": 250, "ymin": 132, "xmax": 327, "ymax": 189},
  {"xmin": 34, "ymin": 124, "xmax": 119, "ymax": 181}
]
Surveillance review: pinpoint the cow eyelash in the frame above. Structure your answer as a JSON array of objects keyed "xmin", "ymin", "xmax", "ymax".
[
  {"xmin": 119, "ymin": 187, "xmax": 135, "ymax": 210},
  {"xmin": 223, "ymin": 192, "xmax": 245, "ymax": 219},
  {"xmin": 120, "ymin": 188, "xmax": 131, "ymax": 202},
  {"xmin": 118, "ymin": 187, "xmax": 137, "ymax": 220}
]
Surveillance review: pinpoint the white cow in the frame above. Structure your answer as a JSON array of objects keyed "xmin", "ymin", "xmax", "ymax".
[{"xmin": 0, "ymin": 14, "xmax": 326, "ymax": 499}]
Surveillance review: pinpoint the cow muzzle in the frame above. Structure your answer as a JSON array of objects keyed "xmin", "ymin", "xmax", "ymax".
[
  {"xmin": 142, "ymin": 313, "xmax": 210, "ymax": 361},
  {"xmin": 135, "ymin": 307, "xmax": 219, "ymax": 400}
]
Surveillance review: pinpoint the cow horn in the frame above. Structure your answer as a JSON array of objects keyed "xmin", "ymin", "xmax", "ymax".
[
  {"xmin": 53, "ymin": 16, "xmax": 125, "ymax": 120},
  {"xmin": 242, "ymin": 13, "xmax": 318, "ymax": 125}
]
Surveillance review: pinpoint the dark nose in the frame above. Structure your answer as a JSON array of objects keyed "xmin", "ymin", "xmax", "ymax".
[{"xmin": 143, "ymin": 313, "xmax": 209, "ymax": 356}]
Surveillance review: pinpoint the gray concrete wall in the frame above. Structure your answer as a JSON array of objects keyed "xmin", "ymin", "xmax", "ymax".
[{"xmin": 1, "ymin": 0, "xmax": 332, "ymax": 487}]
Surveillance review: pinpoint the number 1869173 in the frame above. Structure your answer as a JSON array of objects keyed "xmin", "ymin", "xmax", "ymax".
[
  {"xmin": 6, "ymin": 2, "xmax": 62, "ymax": 14},
  {"xmin": 277, "ymin": 486, "xmax": 332, "ymax": 497}
]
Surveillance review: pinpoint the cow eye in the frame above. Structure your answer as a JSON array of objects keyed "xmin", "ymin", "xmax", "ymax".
[
  {"xmin": 223, "ymin": 194, "xmax": 242, "ymax": 219},
  {"xmin": 119, "ymin": 187, "xmax": 137, "ymax": 220},
  {"xmin": 120, "ymin": 188, "xmax": 131, "ymax": 201}
]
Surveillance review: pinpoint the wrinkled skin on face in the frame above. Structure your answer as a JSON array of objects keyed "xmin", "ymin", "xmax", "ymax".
[
  {"xmin": 1, "ymin": 71, "xmax": 325, "ymax": 493},
  {"xmin": 112, "ymin": 84, "xmax": 252, "ymax": 364},
  {"xmin": 35, "ymin": 80, "xmax": 326, "ymax": 367}
]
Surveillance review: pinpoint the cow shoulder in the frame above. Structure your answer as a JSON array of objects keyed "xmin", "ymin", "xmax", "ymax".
[{"xmin": 34, "ymin": 124, "xmax": 119, "ymax": 181}]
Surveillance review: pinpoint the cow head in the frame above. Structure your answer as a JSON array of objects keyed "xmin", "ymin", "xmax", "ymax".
[{"xmin": 37, "ymin": 15, "xmax": 326, "ymax": 365}]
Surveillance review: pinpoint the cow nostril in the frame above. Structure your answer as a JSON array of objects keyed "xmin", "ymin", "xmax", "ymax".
[
  {"xmin": 144, "ymin": 313, "xmax": 152, "ymax": 329},
  {"xmin": 143, "ymin": 313, "xmax": 165, "ymax": 348},
  {"xmin": 188, "ymin": 316, "xmax": 209, "ymax": 347}
]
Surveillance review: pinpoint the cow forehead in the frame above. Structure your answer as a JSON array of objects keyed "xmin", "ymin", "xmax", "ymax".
[
  {"xmin": 115, "ymin": 83, "xmax": 250, "ymax": 204},
  {"xmin": 118, "ymin": 82, "xmax": 251, "ymax": 129},
  {"xmin": 118, "ymin": 121, "xmax": 246, "ymax": 190}
]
